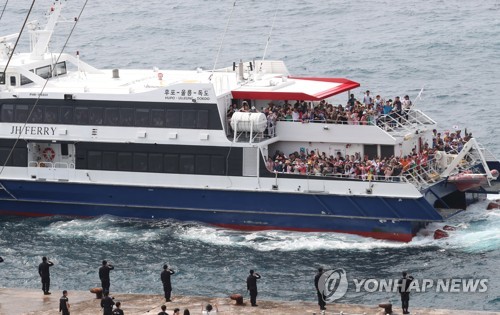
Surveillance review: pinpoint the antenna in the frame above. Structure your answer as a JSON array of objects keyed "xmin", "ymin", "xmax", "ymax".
[
  {"xmin": 259, "ymin": 3, "xmax": 279, "ymax": 73},
  {"xmin": 211, "ymin": 1, "xmax": 237, "ymax": 77}
]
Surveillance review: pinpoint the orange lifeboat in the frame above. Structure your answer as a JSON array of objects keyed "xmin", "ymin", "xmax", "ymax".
[{"xmin": 448, "ymin": 171, "xmax": 487, "ymax": 192}]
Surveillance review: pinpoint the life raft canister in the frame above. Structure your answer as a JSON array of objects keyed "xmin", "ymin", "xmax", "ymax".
[{"xmin": 42, "ymin": 147, "xmax": 56, "ymax": 161}]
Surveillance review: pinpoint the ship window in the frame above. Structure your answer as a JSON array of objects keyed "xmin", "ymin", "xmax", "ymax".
[
  {"xmin": 211, "ymin": 155, "xmax": 225, "ymax": 175},
  {"xmin": 88, "ymin": 151, "xmax": 102, "ymax": 170},
  {"xmin": 15, "ymin": 105, "xmax": 29, "ymax": 122},
  {"xmin": 28, "ymin": 106, "xmax": 43, "ymax": 123},
  {"xmin": 164, "ymin": 154, "xmax": 179, "ymax": 173},
  {"xmin": 179, "ymin": 154, "xmax": 195, "ymax": 174},
  {"xmin": 35, "ymin": 65, "xmax": 52, "ymax": 79},
  {"xmin": 380, "ymin": 145, "xmax": 394, "ymax": 158},
  {"xmin": 119, "ymin": 108, "xmax": 134, "ymax": 126},
  {"xmin": 364, "ymin": 144, "xmax": 378, "ymax": 160},
  {"xmin": 117, "ymin": 152, "xmax": 133, "ymax": 171},
  {"xmin": 197, "ymin": 110, "xmax": 209, "ymax": 129},
  {"xmin": 102, "ymin": 151, "xmax": 117, "ymax": 170},
  {"xmin": 133, "ymin": 153, "xmax": 148, "ymax": 172},
  {"xmin": 74, "ymin": 107, "xmax": 89, "ymax": 124},
  {"xmin": 61, "ymin": 143, "xmax": 69, "ymax": 156},
  {"xmin": 12, "ymin": 148, "xmax": 27, "ymax": 166},
  {"xmin": 0, "ymin": 148, "xmax": 11, "ymax": 165},
  {"xmin": 44, "ymin": 106, "xmax": 59, "ymax": 123},
  {"xmin": 166, "ymin": 109, "xmax": 181, "ymax": 128},
  {"xmin": 10, "ymin": 76, "xmax": 16, "ymax": 86},
  {"xmin": 0, "ymin": 104, "xmax": 14, "ymax": 122},
  {"xmin": 0, "ymin": 72, "xmax": 4, "ymax": 84},
  {"xmin": 135, "ymin": 108, "xmax": 150, "ymax": 127},
  {"xmin": 181, "ymin": 110, "xmax": 197, "ymax": 128},
  {"xmin": 104, "ymin": 108, "xmax": 119, "ymax": 126},
  {"xmin": 88, "ymin": 107, "xmax": 103, "ymax": 125},
  {"xmin": 60, "ymin": 106, "xmax": 73, "ymax": 124},
  {"xmin": 195, "ymin": 155, "xmax": 210, "ymax": 175},
  {"xmin": 20, "ymin": 73, "xmax": 33, "ymax": 85},
  {"xmin": 55, "ymin": 62, "xmax": 67, "ymax": 76},
  {"xmin": 148, "ymin": 153, "xmax": 163, "ymax": 173},
  {"xmin": 151, "ymin": 109, "xmax": 165, "ymax": 127}
]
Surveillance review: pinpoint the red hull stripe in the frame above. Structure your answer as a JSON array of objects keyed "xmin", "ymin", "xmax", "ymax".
[
  {"xmin": 0, "ymin": 210, "xmax": 412, "ymax": 242},
  {"xmin": 214, "ymin": 223, "xmax": 413, "ymax": 242}
]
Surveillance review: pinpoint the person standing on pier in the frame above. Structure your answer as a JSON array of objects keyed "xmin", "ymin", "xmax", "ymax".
[
  {"xmin": 38, "ymin": 256, "xmax": 54, "ymax": 295},
  {"xmin": 314, "ymin": 267, "xmax": 326, "ymax": 311},
  {"xmin": 112, "ymin": 301, "xmax": 124, "ymax": 315},
  {"xmin": 246, "ymin": 269, "xmax": 261, "ymax": 307},
  {"xmin": 99, "ymin": 260, "xmax": 115, "ymax": 295},
  {"xmin": 59, "ymin": 290, "xmax": 70, "ymax": 315},
  {"xmin": 398, "ymin": 271, "xmax": 415, "ymax": 314},
  {"xmin": 101, "ymin": 291, "xmax": 115, "ymax": 315},
  {"xmin": 161, "ymin": 264, "xmax": 175, "ymax": 302}
]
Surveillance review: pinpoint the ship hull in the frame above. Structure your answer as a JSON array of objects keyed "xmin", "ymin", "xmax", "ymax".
[{"xmin": 0, "ymin": 179, "xmax": 441, "ymax": 242}]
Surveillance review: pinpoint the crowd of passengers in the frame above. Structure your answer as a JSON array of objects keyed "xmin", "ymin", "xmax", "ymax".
[
  {"xmin": 227, "ymin": 90, "xmax": 414, "ymax": 134},
  {"xmin": 264, "ymin": 129, "xmax": 474, "ymax": 180}
]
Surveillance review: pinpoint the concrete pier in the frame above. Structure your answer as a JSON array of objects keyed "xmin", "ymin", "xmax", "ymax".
[{"xmin": 0, "ymin": 288, "xmax": 498, "ymax": 315}]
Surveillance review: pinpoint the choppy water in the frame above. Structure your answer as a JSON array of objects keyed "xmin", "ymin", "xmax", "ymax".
[{"xmin": 1, "ymin": 0, "xmax": 499, "ymax": 311}]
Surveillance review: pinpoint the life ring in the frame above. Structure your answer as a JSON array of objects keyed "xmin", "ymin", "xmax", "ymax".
[
  {"xmin": 42, "ymin": 147, "xmax": 56, "ymax": 161},
  {"xmin": 434, "ymin": 151, "xmax": 444, "ymax": 161}
]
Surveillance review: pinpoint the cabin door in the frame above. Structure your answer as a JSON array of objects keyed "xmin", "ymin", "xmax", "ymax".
[{"xmin": 242, "ymin": 147, "xmax": 258, "ymax": 176}]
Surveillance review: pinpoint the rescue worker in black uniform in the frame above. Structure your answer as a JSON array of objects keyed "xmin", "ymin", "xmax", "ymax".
[
  {"xmin": 59, "ymin": 290, "xmax": 70, "ymax": 315},
  {"xmin": 38, "ymin": 256, "xmax": 54, "ymax": 295},
  {"xmin": 101, "ymin": 291, "xmax": 115, "ymax": 315},
  {"xmin": 398, "ymin": 271, "xmax": 415, "ymax": 314},
  {"xmin": 246, "ymin": 269, "xmax": 261, "ymax": 307},
  {"xmin": 112, "ymin": 301, "xmax": 124, "ymax": 315},
  {"xmin": 99, "ymin": 260, "xmax": 115, "ymax": 295},
  {"xmin": 161, "ymin": 264, "xmax": 175, "ymax": 302},
  {"xmin": 314, "ymin": 267, "xmax": 326, "ymax": 311}
]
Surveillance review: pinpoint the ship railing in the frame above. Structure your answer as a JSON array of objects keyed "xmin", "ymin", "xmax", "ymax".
[
  {"xmin": 27, "ymin": 161, "xmax": 76, "ymax": 181},
  {"xmin": 272, "ymin": 170, "xmax": 409, "ymax": 184},
  {"xmin": 376, "ymin": 109, "xmax": 436, "ymax": 135},
  {"xmin": 402, "ymin": 160, "xmax": 442, "ymax": 190}
]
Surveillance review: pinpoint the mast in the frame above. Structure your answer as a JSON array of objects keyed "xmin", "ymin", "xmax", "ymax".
[{"xmin": 30, "ymin": 0, "xmax": 64, "ymax": 60}]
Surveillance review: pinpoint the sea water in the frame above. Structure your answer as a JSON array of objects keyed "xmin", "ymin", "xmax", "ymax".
[{"xmin": 0, "ymin": 0, "xmax": 499, "ymax": 311}]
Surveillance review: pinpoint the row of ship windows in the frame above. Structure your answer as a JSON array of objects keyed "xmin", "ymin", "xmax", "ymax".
[
  {"xmin": 0, "ymin": 104, "xmax": 211, "ymax": 129},
  {"xmin": 81, "ymin": 151, "xmax": 226, "ymax": 175}
]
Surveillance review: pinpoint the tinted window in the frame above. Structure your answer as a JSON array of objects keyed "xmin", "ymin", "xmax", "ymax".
[
  {"xmin": 164, "ymin": 154, "xmax": 179, "ymax": 173},
  {"xmin": 166, "ymin": 109, "xmax": 181, "ymax": 128},
  {"xmin": 151, "ymin": 109, "xmax": 165, "ymax": 127},
  {"xmin": 15, "ymin": 105, "xmax": 29, "ymax": 122},
  {"xmin": 44, "ymin": 106, "xmax": 59, "ymax": 123},
  {"xmin": 74, "ymin": 107, "xmax": 89, "ymax": 124},
  {"xmin": 29, "ymin": 106, "xmax": 43, "ymax": 123},
  {"xmin": 102, "ymin": 151, "xmax": 117, "ymax": 170},
  {"xmin": 1, "ymin": 104, "xmax": 14, "ymax": 122},
  {"xmin": 12, "ymin": 148, "xmax": 27, "ymax": 166},
  {"xmin": 133, "ymin": 153, "xmax": 148, "ymax": 172},
  {"xmin": 55, "ymin": 62, "xmax": 67, "ymax": 76},
  {"xmin": 197, "ymin": 110, "xmax": 209, "ymax": 129},
  {"xmin": 179, "ymin": 154, "xmax": 195, "ymax": 174},
  {"xmin": 119, "ymin": 108, "xmax": 134, "ymax": 126},
  {"xmin": 88, "ymin": 151, "xmax": 102, "ymax": 170},
  {"xmin": 211, "ymin": 155, "xmax": 225, "ymax": 175},
  {"xmin": 105, "ymin": 108, "xmax": 119, "ymax": 126},
  {"xmin": 0, "ymin": 148, "xmax": 11, "ymax": 165},
  {"xmin": 195, "ymin": 155, "xmax": 210, "ymax": 174},
  {"xmin": 135, "ymin": 108, "xmax": 150, "ymax": 127},
  {"xmin": 181, "ymin": 110, "xmax": 197, "ymax": 128},
  {"xmin": 117, "ymin": 152, "xmax": 133, "ymax": 171},
  {"xmin": 20, "ymin": 74, "xmax": 33, "ymax": 85},
  {"xmin": 148, "ymin": 153, "xmax": 163, "ymax": 172},
  {"xmin": 89, "ymin": 107, "xmax": 103, "ymax": 125},
  {"xmin": 60, "ymin": 106, "xmax": 73, "ymax": 124},
  {"xmin": 35, "ymin": 65, "xmax": 52, "ymax": 79}
]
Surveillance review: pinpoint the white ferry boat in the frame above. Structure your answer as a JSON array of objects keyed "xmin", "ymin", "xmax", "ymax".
[{"xmin": 0, "ymin": 1, "xmax": 498, "ymax": 241}]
